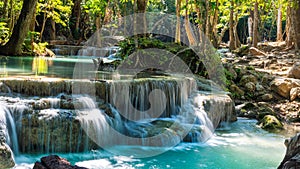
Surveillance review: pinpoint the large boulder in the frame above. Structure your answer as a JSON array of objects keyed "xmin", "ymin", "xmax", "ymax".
[
  {"xmin": 258, "ymin": 115, "xmax": 283, "ymax": 130},
  {"xmin": 33, "ymin": 155, "xmax": 87, "ymax": 169},
  {"xmin": 270, "ymin": 78, "xmax": 300, "ymax": 98},
  {"xmin": 278, "ymin": 133, "xmax": 300, "ymax": 169},
  {"xmin": 287, "ymin": 62, "xmax": 300, "ymax": 79}
]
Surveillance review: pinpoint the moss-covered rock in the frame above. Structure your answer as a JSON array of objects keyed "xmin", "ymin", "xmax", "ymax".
[
  {"xmin": 258, "ymin": 115, "xmax": 283, "ymax": 130},
  {"xmin": 236, "ymin": 102, "xmax": 276, "ymax": 120},
  {"xmin": 239, "ymin": 75, "xmax": 258, "ymax": 86}
]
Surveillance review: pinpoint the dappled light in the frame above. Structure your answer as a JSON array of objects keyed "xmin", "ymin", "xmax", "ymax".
[{"xmin": 0, "ymin": 0, "xmax": 299, "ymax": 168}]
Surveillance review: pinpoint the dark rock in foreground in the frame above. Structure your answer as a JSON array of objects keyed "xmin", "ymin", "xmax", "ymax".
[
  {"xmin": 33, "ymin": 155, "xmax": 87, "ymax": 169},
  {"xmin": 278, "ymin": 133, "xmax": 300, "ymax": 169}
]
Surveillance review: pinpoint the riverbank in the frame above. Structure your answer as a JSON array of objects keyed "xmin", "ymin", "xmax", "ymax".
[{"xmin": 221, "ymin": 42, "xmax": 300, "ymax": 136}]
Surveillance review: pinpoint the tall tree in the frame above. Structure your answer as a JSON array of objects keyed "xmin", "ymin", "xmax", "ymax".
[
  {"xmin": 0, "ymin": 0, "xmax": 38, "ymax": 55},
  {"xmin": 175, "ymin": 0, "xmax": 182, "ymax": 43},
  {"xmin": 252, "ymin": 1, "xmax": 259, "ymax": 47},
  {"xmin": 184, "ymin": 0, "xmax": 196, "ymax": 45},
  {"xmin": 229, "ymin": 0, "xmax": 235, "ymax": 50},
  {"xmin": 294, "ymin": 0, "xmax": 300, "ymax": 49},
  {"xmin": 70, "ymin": 0, "xmax": 82, "ymax": 40},
  {"xmin": 136, "ymin": 0, "xmax": 148, "ymax": 35},
  {"xmin": 285, "ymin": 0, "xmax": 293, "ymax": 47},
  {"xmin": 276, "ymin": 0, "xmax": 283, "ymax": 42}
]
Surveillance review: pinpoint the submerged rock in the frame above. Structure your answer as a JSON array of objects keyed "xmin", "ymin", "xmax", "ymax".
[
  {"xmin": 33, "ymin": 155, "xmax": 87, "ymax": 169},
  {"xmin": 278, "ymin": 133, "xmax": 300, "ymax": 169}
]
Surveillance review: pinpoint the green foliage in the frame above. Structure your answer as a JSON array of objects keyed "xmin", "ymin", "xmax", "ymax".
[
  {"xmin": 33, "ymin": 42, "xmax": 49, "ymax": 55},
  {"xmin": 37, "ymin": 0, "xmax": 73, "ymax": 27},
  {"xmin": 0, "ymin": 22, "xmax": 9, "ymax": 44},
  {"xmin": 83, "ymin": 0, "xmax": 108, "ymax": 16},
  {"xmin": 23, "ymin": 31, "xmax": 41, "ymax": 54},
  {"xmin": 147, "ymin": 0, "xmax": 176, "ymax": 13}
]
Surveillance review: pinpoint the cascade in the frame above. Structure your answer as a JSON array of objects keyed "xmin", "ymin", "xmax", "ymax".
[
  {"xmin": 49, "ymin": 45, "xmax": 83, "ymax": 56},
  {"xmin": 0, "ymin": 76, "xmax": 234, "ymax": 158},
  {"xmin": 0, "ymin": 104, "xmax": 19, "ymax": 155},
  {"xmin": 78, "ymin": 46, "xmax": 120, "ymax": 57}
]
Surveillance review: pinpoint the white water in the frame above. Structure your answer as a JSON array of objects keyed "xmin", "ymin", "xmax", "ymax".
[{"xmin": 0, "ymin": 105, "xmax": 19, "ymax": 155}]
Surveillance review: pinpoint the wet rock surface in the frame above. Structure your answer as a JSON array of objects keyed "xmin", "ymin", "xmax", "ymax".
[
  {"xmin": 278, "ymin": 133, "xmax": 300, "ymax": 169},
  {"xmin": 33, "ymin": 155, "xmax": 87, "ymax": 169},
  {"xmin": 0, "ymin": 143, "xmax": 15, "ymax": 168}
]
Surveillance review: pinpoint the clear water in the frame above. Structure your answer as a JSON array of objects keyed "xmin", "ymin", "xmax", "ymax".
[
  {"xmin": 14, "ymin": 118, "xmax": 286, "ymax": 169},
  {"xmin": 0, "ymin": 56, "xmax": 92, "ymax": 78}
]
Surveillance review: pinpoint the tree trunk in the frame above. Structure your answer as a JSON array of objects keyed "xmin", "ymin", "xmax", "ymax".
[
  {"xmin": 294, "ymin": 0, "xmax": 300, "ymax": 50},
  {"xmin": 50, "ymin": 19, "xmax": 56, "ymax": 40},
  {"xmin": 70, "ymin": 0, "xmax": 82, "ymax": 40},
  {"xmin": 218, "ymin": 23, "xmax": 228, "ymax": 45},
  {"xmin": 175, "ymin": 0, "xmax": 182, "ymax": 43},
  {"xmin": 205, "ymin": 0, "xmax": 211, "ymax": 37},
  {"xmin": 211, "ymin": 0, "xmax": 219, "ymax": 47},
  {"xmin": 0, "ymin": 0, "xmax": 38, "ymax": 55},
  {"xmin": 95, "ymin": 16, "xmax": 102, "ymax": 47},
  {"xmin": 277, "ymin": 3, "xmax": 283, "ymax": 42},
  {"xmin": 229, "ymin": 0, "xmax": 235, "ymax": 50},
  {"xmin": 285, "ymin": 0, "xmax": 293, "ymax": 47},
  {"xmin": 103, "ymin": 0, "xmax": 112, "ymax": 25},
  {"xmin": 248, "ymin": 10, "xmax": 253, "ymax": 43},
  {"xmin": 40, "ymin": 12, "xmax": 47, "ymax": 41},
  {"xmin": 184, "ymin": 0, "xmax": 196, "ymax": 45},
  {"xmin": 234, "ymin": 13, "xmax": 241, "ymax": 48},
  {"xmin": 136, "ymin": 0, "xmax": 148, "ymax": 36},
  {"xmin": 195, "ymin": 3, "xmax": 203, "ymax": 43},
  {"xmin": 253, "ymin": 1, "xmax": 259, "ymax": 47}
]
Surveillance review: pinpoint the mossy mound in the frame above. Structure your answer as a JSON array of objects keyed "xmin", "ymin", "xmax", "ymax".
[{"xmin": 258, "ymin": 115, "xmax": 283, "ymax": 131}]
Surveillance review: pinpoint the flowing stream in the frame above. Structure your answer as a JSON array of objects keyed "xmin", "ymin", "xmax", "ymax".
[{"xmin": 13, "ymin": 118, "xmax": 285, "ymax": 169}]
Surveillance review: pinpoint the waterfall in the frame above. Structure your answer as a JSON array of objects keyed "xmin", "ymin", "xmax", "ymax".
[
  {"xmin": 49, "ymin": 45, "xmax": 83, "ymax": 56},
  {"xmin": 0, "ymin": 76, "xmax": 234, "ymax": 156},
  {"xmin": 74, "ymin": 77, "xmax": 226, "ymax": 148},
  {"xmin": 78, "ymin": 46, "xmax": 119, "ymax": 57},
  {"xmin": 0, "ymin": 104, "xmax": 19, "ymax": 155},
  {"xmin": 76, "ymin": 95, "xmax": 125, "ymax": 148},
  {"xmin": 108, "ymin": 77, "xmax": 197, "ymax": 121}
]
